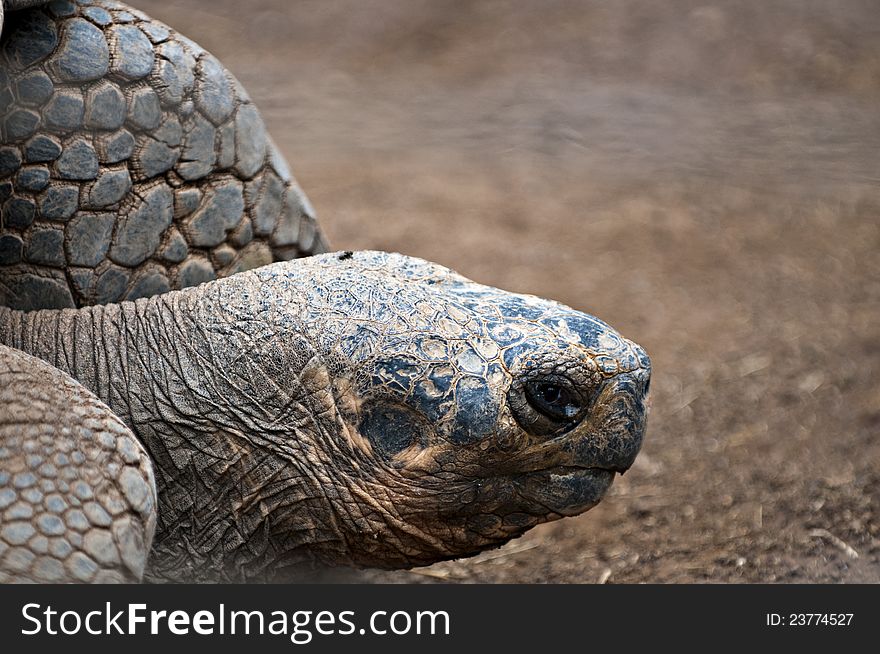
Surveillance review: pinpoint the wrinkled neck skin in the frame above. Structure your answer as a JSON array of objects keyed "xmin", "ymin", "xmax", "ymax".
[{"xmin": 0, "ymin": 270, "xmax": 502, "ymax": 582}]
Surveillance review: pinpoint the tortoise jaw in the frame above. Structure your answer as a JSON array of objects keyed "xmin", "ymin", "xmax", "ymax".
[{"xmin": 514, "ymin": 466, "xmax": 616, "ymax": 517}]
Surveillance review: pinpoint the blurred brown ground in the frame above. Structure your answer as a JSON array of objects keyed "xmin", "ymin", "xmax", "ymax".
[{"xmin": 138, "ymin": 0, "xmax": 879, "ymax": 582}]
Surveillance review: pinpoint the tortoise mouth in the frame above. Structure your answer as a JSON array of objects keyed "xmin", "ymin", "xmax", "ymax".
[{"xmin": 514, "ymin": 466, "xmax": 616, "ymax": 517}]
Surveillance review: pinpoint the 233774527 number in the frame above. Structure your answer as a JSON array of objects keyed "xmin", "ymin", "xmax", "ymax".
[{"xmin": 766, "ymin": 613, "xmax": 854, "ymax": 626}]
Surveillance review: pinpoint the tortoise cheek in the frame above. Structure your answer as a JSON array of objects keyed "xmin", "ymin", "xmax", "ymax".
[{"xmin": 358, "ymin": 401, "xmax": 431, "ymax": 460}]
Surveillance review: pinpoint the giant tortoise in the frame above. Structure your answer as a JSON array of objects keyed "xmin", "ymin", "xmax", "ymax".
[{"xmin": 0, "ymin": 0, "xmax": 650, "ymax": 582}]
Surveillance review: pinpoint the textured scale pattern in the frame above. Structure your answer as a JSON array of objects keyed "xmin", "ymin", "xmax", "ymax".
[
  {"xmin": 0, "ymin": 343, "xmax": 156, "ymax": 583},
  {"xmin": 246, "ymin": 252, "xmax": 647, "ymax": 451},
  {"xmin": 0, "ymin": 0, "xmax": 326, "ymax": 310}
]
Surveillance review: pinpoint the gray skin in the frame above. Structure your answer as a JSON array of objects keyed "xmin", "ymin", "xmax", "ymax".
[{"xmin": 0, "ymin": 1, "xmax": 651, "ymax": 583}]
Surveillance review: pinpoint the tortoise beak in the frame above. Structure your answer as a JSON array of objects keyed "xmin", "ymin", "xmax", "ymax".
[{"xmin": 514, "ymin": 466, "xmax": 616, "ymax": 517}]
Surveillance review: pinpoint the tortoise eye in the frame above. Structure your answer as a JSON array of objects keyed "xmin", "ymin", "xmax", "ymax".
[
  {"xmin": 509, "ymin": 374, "xmax": 588, "ymax": 436},
  {"xmin": 524, "ymin": 380, "xmax": 582, "ymax": 423},
  {"xmin": 538, "ymin": 383, "xmax": 563, "ymax": 404}
]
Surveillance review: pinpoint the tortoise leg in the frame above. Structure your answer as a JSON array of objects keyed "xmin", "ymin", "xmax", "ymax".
[{"xmin": 0, "ymin": 344, "xmax": 157, "ymax": 583}]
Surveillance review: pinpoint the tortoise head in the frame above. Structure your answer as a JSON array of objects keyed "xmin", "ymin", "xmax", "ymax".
[{"xmin": 242, "ymin": 251, "xmax": 650, "ymax": 569}]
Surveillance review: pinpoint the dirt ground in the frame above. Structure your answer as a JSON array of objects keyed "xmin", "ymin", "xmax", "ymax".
[{"xmin": 138, "ymin": 0, "xmax": 879, "ymax": 583}]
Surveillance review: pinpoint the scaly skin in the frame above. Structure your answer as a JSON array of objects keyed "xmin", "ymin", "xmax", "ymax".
[
  {"xmin": 0, "ymin": 1, "xmax": 651, "ymax": 583},
  {"xmin": 0, "ymin": 0, "xmax": 326, "ymax": 310},
  {"xmin": 0, "ymin": 343, "xmax": 156, "ymax": 582}
]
